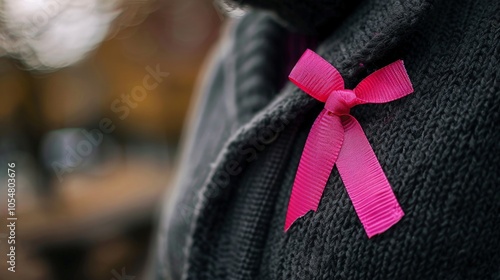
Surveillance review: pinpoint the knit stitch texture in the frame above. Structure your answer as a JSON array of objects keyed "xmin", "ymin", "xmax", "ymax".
[{"xmin": 155, "ymin": 0, "xmax": 500, "ymax": 279}]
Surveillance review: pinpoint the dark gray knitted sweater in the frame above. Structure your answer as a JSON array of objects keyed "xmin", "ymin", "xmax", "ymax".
[{"xmin": 155, "ymin": 0, "xmax": 500, "ymax": 279}]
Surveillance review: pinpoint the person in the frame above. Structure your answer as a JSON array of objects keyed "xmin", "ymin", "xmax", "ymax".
[{"xmin": 155, "ymin": 0, "xmax": 500, "ymax": 279}]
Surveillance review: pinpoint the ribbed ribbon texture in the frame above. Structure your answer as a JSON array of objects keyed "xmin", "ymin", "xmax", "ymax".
[{"xmin": 285, "ymin": 49, "xmax": 414, "ymax": 238}]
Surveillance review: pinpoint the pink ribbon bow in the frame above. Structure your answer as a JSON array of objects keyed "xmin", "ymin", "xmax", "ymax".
[{"xmin": 285, "ymin": 49, "xmax": 414, "ymax": 237}]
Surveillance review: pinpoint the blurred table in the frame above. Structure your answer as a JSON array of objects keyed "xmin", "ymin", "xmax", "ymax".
[
  {"xmin": 0, "ymin": 160, "xmax": 170, "ymax": 280},
  {"xmin": 19, "ymin": 160, "xmax": 168, "ymax": 245}
]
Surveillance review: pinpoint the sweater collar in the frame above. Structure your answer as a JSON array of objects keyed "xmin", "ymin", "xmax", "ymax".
[
  {"xmin": 229, "ymin": 0, "xmax": 365, "ymax": 35},
  {"xmin": 229, "ymin": 0, "xmax": 432, "ymax": 126}
]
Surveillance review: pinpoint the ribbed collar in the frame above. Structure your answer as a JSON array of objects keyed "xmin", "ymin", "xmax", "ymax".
[{"xmin": 228, "ymin": 0, "xmax": 433, "ymax": 126}]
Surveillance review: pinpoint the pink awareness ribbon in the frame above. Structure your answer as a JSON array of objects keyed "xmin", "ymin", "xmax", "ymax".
[{"xmin": 285, "ymin": 49, "xmax": 414, "ymax": 237}]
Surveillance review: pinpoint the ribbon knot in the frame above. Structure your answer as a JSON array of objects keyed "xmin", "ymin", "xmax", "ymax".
[
  {"xmin": 285, "ymin": 49, "xmax": 414, "ymax": 237},
  {"xmin": 326, "ymin": 89, "xmax": 357, "ymax": 115}
]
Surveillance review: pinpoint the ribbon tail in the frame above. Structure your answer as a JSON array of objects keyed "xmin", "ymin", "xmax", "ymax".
[
  {"xmin": 336, "ymin": 116, "xmax": 404, "ymax": 238},
  {"xmin": 285, "ymin": 110, "xmax": 344, "ymax": 231}
]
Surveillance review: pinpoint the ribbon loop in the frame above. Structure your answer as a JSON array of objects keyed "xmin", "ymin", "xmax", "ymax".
[
  {"xmin": 354, "ymin": 60, "xmax": 414, "ymax": 104},
  {"xmin": 285, "ymin": 49, "xmax": 414, "ymax": 237},
  {"xmin": 289, "ymin": 49, "xmax": 344, "ymax": 102}
]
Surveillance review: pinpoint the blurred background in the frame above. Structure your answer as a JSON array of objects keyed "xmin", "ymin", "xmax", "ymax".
[{"xmin": 0, "ymin": 0, "xmax": 243, "ymax": 279}]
